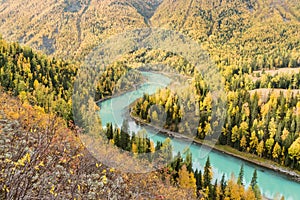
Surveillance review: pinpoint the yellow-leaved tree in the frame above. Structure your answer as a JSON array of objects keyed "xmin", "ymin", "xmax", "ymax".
[{"xmin": 178, "ymin": 164, "xmax": 196, "ymax": 197}]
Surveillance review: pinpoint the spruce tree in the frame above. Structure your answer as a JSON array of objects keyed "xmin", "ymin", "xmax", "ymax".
[
  {"xmin": 220, "ymin": 173, "xmax": 226, "ymax": 199},
  {"xmin": 237, "ymin": 164, "xmax": 244, "ymax": 185},
  {"xmin": 194, "ymin": 169, "xmax": 199, "ymax": 188},
  {"xmin": 184, "ymin": 149, "xmax": 193, "ymax": 173},
  {"xmin": 155, "ymin": 141, "xmax": 162, "ymax": 151},
  {"xmin": 250, "ymin": 169, "xmax": 258, "ymax": 189},
  {"xmin": 195, "ymin": 169, "xmax": 203, "ymax": 191},
  {"xmin": 203, "ymin": 157, "xmax": 212, "ymax": 189},
  {"xmin": 114, "ymin": 128, "xmax": 121, "ymax": 147},
  {"xmin": 120, "ymin": 128, "xmax": 130, "ymax": 150},
  {"xmin": 106, "ymin": 123, "xmax": 114, "ymax": 140},
  {"xmin": 198, "ymin": 170, "xmax": 203, "ymax": 190},
  {"xmin": 211, "ymin": 179, "xmax": 218, "ymax": 200}
]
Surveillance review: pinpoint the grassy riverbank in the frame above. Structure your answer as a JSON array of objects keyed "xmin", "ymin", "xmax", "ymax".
[{"xmin": 196, "ymin": 138, "xmax": 300, "ymax": 182}]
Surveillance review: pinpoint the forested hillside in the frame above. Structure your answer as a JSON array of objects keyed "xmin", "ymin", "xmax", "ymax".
[
  {"xmin": 0, "ymin": 91, "xmax": 196, "ymax": 199},
  {"xmin": 1, "ymin": 0, "xmax": 299, "ymax": 71},
  {"xmin": 0, "ymin": 36, "xmax": 263, "ymax": 199},
  {"xmin": 0, "ymin": 36, "xmax": 144, "ymax": 121},
  {"xmin": 0, "ymin": 35, "xmax": 77, "ymax": 120},
  {"xmin": 0, "ymin": 0, "xmax": 159, "ymax": 59},
  {"xmin": 152, "ymin": 0, "xmax": 300, "ymax": 75}
]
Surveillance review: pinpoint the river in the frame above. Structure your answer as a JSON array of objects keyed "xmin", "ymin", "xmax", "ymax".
[{"xmin": 99, "ymin": 71, "xmax": 300, "ymax": 199}]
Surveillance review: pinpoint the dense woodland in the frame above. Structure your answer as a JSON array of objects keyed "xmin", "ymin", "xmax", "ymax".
[
  {"xmin": 0, "ymin": 33, "xmax": 299, "ymax": 198},
  {"xmin": 0, "ymin": 31, "xmax": 299, "ymax": 199},
  {"xmin": 1, "ymin": 0, "xmax": 299, "ymax": 67},
  {"xmin": 254, "ymin": 71, "xmax": 300, "ymax": 89},
  {"xmin": 0, "ymin": 36, "xmax": 144, "ymax": 119},
  {"xmin": 132, "ymin": 67, "xmax": 300, "ymax": 170},
  {"xmin": 0, "ymin": 37, "xmax": 266, "ymax": 198},
  {"xmin": 0, "ymin": 36, "xmax": 77, "ymax": 121},
  {"xmin": 0, "ymin": 35, "xmax": 268, "ymax": 198},
  {"xmin": 104, "ymin": 121, "xmax": 263, "ymax": 199}
]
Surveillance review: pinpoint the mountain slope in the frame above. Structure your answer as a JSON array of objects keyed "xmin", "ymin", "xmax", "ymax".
[
  {"xmin": 0, "ymin": 0, "xmax": 160, "ymax": 59},
  {"xmin": 151, "ymin": 0, "xmax": 300, "ymax": 71},
  {"xmin": 1, "ymin": 0, "xmax": 299, "ymax": 71}
]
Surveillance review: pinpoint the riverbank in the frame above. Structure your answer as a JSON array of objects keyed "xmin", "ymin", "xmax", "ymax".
[
  {"xmin": 129, "ymin": 111, "xmax": 300, "ymax": 183},
  {"xmin": 95, "ymin": 70, "xmax": 173, "ymax": 104},
  {"xmin": 95, "ymin": 72, "xmax": 147, "ymax": 104}
]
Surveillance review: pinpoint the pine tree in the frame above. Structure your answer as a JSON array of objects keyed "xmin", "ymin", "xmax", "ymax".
[
  {"xmin": 250, "ymin": 170, "xmax": 262, "ymax": 200},
  {"xmin": 155, "ymin": 141, "xmax": 162, "ymax": 151},
  {"xmin": 203, "ymin": 157, "xmax": 212, "ymax": 189},
  {"xmin": 211, "ymin": 179, "xmax": 218, "ymax": 200},
  {"xmin": 120, "ymin": 129, "xmax": 130, "ymax": 150},
  {"xmin": 250, "ymin": 169, "xmax": 258, "ymax": 189},
  {"xmin": 173, "ymin": 152, "xmax": 183, "ymax": 172},
  {"xmin": 114, "ymin": 128, "xmax": 121, "ymax": 147},
  {"xmin": 194, "ymin": 169, "xmax": 199, "ymax": 189},
  {"xmin": 106, "ymin": 123, "xmax": 114, "ymax": 140},
  {"xmin": 184, "ymin": 148, "xmax": 193, "ymax": 173},
  {"xmin": 220, "ymin": 173, "xmax": 226, "ymax": 199},
  {"xmin": 237, "ymin": 164, "xmax": 244, "ymax": 185},
  {"xmin": 195, "ymin": 169, "xmax": 203, "ymax": 191}
]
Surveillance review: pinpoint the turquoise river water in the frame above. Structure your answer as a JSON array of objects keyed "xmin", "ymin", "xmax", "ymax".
[{"xmin": 99, "ymin": 72, "xmax": 300, "ymax": 199}]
